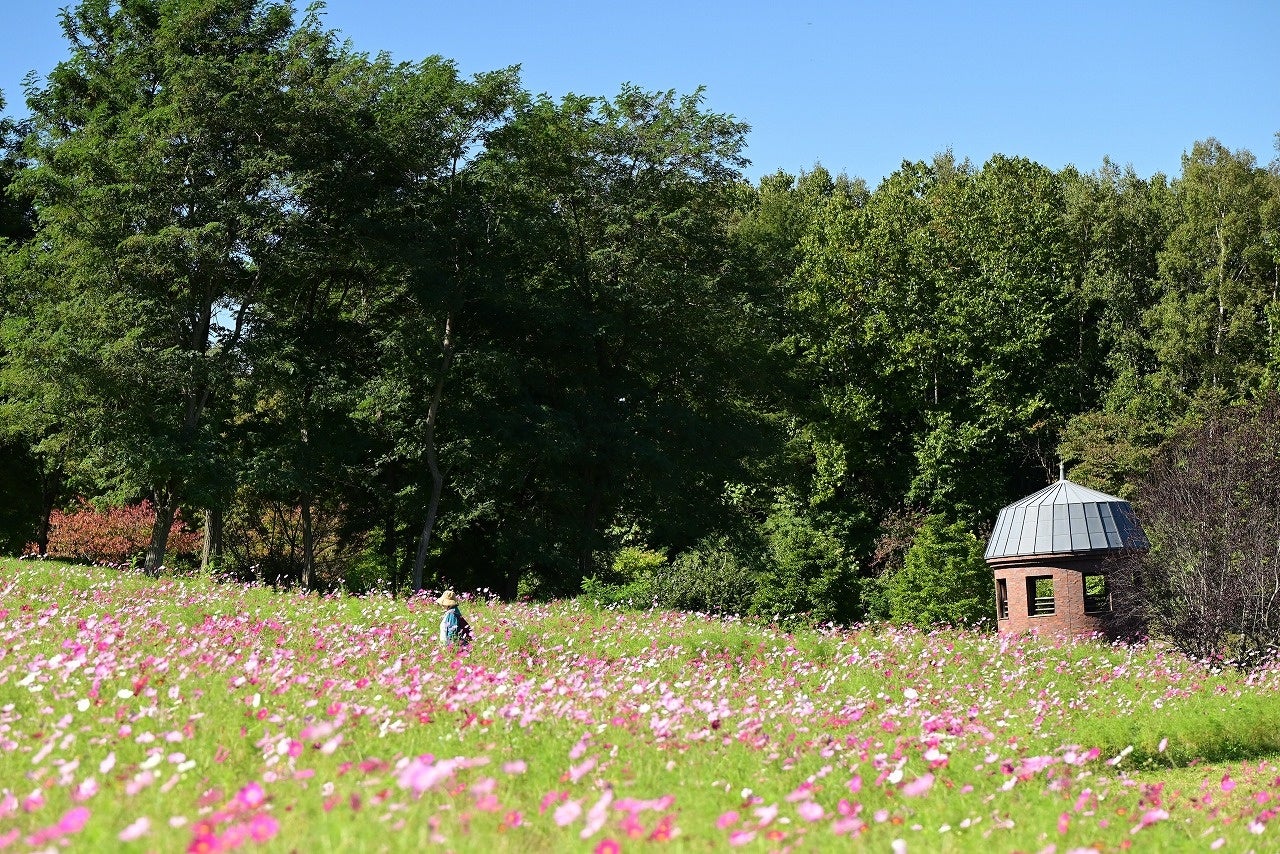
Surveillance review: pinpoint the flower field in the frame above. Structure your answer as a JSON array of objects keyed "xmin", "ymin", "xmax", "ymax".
[{"xmin": 3, "ymin": 560, "xmax": 1280, "ymax": 852}]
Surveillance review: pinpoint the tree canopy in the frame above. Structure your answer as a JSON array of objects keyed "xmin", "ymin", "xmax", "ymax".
[{"xmin": 2, "ymin": 2, "xmax": 1279, "ymax": 630}]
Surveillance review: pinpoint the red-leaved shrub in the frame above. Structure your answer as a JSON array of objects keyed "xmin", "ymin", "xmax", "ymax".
[{"xmin": 32, "ymin": 500, "xmax": 203, "ymax": 566}]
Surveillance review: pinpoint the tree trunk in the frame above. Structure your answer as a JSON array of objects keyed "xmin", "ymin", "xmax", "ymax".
[
  {"xmin": 411, "ymin": 311, "xmax": 455, "ymax": 593},
  {"xmin": 301, "ymin": 494, "xmax": 316, "ymax": 591},
  {"xmin": 200, "ymin": 507, "xmax": 223, "ymax": 574},
  {"xmin": 35, "ymin": 460, "xmax": 63, "ymax": 556},
  {"xmin": 144, "ymin": 488, "xmax": 177, "ymax": 575},
  {"xmin": 384, "ymin": 499, "xmax": 400, "ymax": 594}
]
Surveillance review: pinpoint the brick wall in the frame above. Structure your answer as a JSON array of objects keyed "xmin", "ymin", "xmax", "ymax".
[{"xmin": 988, "ymin": 553, "xmax": 1111, "ymax": 636}]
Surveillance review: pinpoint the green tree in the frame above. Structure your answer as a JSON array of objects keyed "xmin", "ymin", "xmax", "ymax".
[
  {"xmin": 752, "ymin": 501, "xmax": 858, "ymax": 625},
  {"xmin": 1146, "ymin": 139, "xmax": 1280, "ymax": 411},
  {"xmin": 466, "ymin": 85, "xmax": 765, "ymax": 594},
  {"xmin": 881, "ymin": 514, "xmax": 991, "ymax": 628},
  {"xmin": 1, "ymin": 0, "xmax": 333, "ymax": 572}
]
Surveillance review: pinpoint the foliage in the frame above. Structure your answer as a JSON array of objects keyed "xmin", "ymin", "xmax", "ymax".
[
  {"xmin": 1112, "ymin": 398, "xmax": 1280, "ymax": 666},
  {"xmin": 35, "ymin": 500, "xmax": 201, "ymax": 566},
  {"xmin": 647, "ymin": 538, "xmax": 760, "ymax": 616},
  {"xmin": 751, "ymin": 503, "xmax": 858, "ymax": 625},
  {"xmin": 218, "ymin": 490, "xmax": 370, "ymax": 590},
  {"xmin": 879, "ymin": 514, "xmax": 992, "ymax": 628},
  {"xmin": 2, "ymin": 3, "xmax": 1280, "ymax": 632}
]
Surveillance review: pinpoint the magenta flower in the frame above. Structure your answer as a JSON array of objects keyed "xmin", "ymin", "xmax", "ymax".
[
  {"xmin": 56, "ymin": 806, "xmax": 91, "ymax": 835},
  {"xmin": 235, "ymin": 781, "xmax": 266, "ymax": 810},
  {"xmin": 249, "ymin": 814, "xmax": 280, "ymax": 842},
  {"xmin": 716, "ymin": 810, "xmax": 739, "ymax": 829}
]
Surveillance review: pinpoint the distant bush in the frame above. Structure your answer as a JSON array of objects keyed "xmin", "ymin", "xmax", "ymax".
[
  {"xmin": 648, "ymin": 539, "xmax": 759, "ymax": 616},
  {"xmin": 880, "ymin": 514, "xmax": 991, "ymax": 628},
  {"xmin": 35, "ymin": 500, "xmax": 202, "ymax": 567},
  {"xmin": 580, "ymin": 546, "xmax": 667, "ymax": 609},
  {"xmin": 751, "ymin": 506, "xmax": 859, "ymax": 625}
]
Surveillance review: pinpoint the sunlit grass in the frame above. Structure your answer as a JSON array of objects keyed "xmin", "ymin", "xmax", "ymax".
[{"xmin": 3, "ymin": 557, "xmax": 1280, "ymax": 851}]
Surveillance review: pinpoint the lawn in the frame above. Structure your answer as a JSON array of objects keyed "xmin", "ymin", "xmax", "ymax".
[{"xmin": 2, "ymin": 558, "xmax": 1279, "ymax": 852}]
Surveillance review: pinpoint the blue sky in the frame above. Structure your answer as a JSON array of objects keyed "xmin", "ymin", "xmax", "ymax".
[{"xmin": 3, "ymin": 0, "xmax": 1277, "ymax": 185}]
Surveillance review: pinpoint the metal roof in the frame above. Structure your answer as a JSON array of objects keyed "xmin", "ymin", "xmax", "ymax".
[{"xmin": 984, "ymin": 478, "xmax": 1148, "ymax": 560}]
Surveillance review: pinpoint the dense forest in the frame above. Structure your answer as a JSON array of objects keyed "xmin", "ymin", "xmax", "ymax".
[{"xmin": 1, "ymin": 0, "xmax": 1278, "ymax": 624}]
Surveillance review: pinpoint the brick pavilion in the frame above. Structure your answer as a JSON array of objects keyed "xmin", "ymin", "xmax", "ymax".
[{"xmin": 984, "ymin": 472, "xmax": 1147, "ymax": 635}]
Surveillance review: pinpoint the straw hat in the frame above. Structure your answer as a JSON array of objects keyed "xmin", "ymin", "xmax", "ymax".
[{"xmin": 437, "ymin": 591, "xmax": 458, "ymax": 607}]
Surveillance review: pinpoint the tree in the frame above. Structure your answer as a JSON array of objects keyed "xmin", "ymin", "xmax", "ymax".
[
  {"xmin": 880, "ymin": 514, "xmax": 991, "ymax": 628},
  {"xmin": 1145, "ymin": 140, "xmax": 1280, "ymax": 412},
  {"xmin": 464, "ymin": 85, "xmax": 764, "ymax": 594},
  {"xmin": 1, "ymin": 0, "xmax": 332, "ymax": 572},
  {"xmin": 1111, "ymin": 397, "xmax": 1280, "ymax": 666}
]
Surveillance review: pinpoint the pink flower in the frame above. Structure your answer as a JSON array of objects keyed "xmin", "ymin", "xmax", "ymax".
[
  {"xmin": 716, "ymin": 810, "xmax": 739, "ymax": 829},
  {"xmin": 1221, "ymin": 775, "xmax": 1237, "ymax": 792},
  {"xmin": 618, "ymin": 812, "xmax": 645, "ymax": 839},
  {"xmin": 847, "ymin": 775, "xmax": 862, "ymax": 793},
  {"xmin": 581, "ymin": 790, "xmax": 613, "ymax": 839},
  {"xmin": 901, "ymin": 774, "xmax": 934, "ymax": 797},
  {"xmin": 540, "ymin": 791, "xmax": 564, "ymax": 813},
  {"xmin": 56, "ymin": 806, "xmax": 91, "ymax": 834},
  {"xmin": 248, "ymin": 813, "xmax": 279, "ymax": 842},
  {"xmin": 1058, "ymin": 812, "xmax": 1070, "ymax": 834},
  {"xmin": 833, "ymin": 816, "xmax": 864, "ymax": 835},
  {"xmin": 235, "ymin": 781, "xmax": 266, "ymax": 810},
  {"xmin": 797, "ymin": 801, "xmax": 824, "ymax": 822},
  {"xmin": 502, "ymin": 760, "xmax": 527, "ymax": 775},
  {"xmin": 728, "ymin": 829, "xmax": 756, "ymax": 846},
  {"xmin": 593, "ymin": 840, "xmax": 621, "ymax": 854},
  {"xmin": 118, "ymin": 817, "xmax": 151, "ymax": 841},
  {"xmin": 752, "ymin": 803, "xmax": 778, "ymax": 825},
  {"xmin": 1132, "ymin": 808, "xmax": 1169, "ymax": 832},
  {"xmin": 554, "ymin": 800, "xmax": 583, "ymax": 827},
  {"xmin": 569, "ymin": 757, "xmax": 597, "ymax": 783}
]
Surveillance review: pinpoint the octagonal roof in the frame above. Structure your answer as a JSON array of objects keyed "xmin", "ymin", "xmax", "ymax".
[{"xmin": 984, "ymin": 477, "xmax": 1148, "ymax": 560}]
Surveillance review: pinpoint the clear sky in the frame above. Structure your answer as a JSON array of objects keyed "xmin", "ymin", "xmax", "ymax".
[{"xmin": 3, "ymin": 0, "xmax": 1277, "ymax": 185}]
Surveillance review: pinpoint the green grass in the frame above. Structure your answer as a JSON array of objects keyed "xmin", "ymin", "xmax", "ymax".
[{"xmin": 3, "ymin": 557, "xmax": 1280, "ymax": 851}]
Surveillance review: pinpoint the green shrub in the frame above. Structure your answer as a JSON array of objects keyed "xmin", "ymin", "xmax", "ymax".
[
  {"xmin": 649, "ymin": 539, "xmax": 759, "ymax": 616},
  {"xmin": 611, "ymin": 546, "xmax": 667, "ymax": 582},
  {"xmin": 580, "ymin": 575, "xmax": 654, "ymax": 609},
  {"xmin": 751, "ymin": 505, "xmax": 859, "ymax": 625},
  {"xmin": 882, "ymin": 514, "xmax": 992, "ymax": 628}
]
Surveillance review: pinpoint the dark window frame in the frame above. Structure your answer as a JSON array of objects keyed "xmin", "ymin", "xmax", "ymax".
[
  {"xmin": 1083, "ymin": 573, "xmax": 1111, "ymax": 614},
  {"xmin": 1026, "ymin": 575, "xmax": 1055, "ymax": 616}
]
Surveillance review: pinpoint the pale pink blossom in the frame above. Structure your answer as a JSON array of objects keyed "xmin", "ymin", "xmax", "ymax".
[
  {"xmin": 901, "ymin": 774, "xmax": 934, "ymax": 797},
  {"xmin": 118, "ymin": 817, "xmax": 151, "ymax": 842},
  {"xmin": 554, "ymin": 800, "xmax": 583, "ymax": 827}
]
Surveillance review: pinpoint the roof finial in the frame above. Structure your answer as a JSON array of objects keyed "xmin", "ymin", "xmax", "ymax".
[{"xmin": 1059, "ymin": 461, "xmax": 1066, "ymax": 482}]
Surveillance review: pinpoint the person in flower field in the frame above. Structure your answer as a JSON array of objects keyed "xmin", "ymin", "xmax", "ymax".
[{"xmin": 437, "ymin": 591, "xmax": 472, "ymax": 646}]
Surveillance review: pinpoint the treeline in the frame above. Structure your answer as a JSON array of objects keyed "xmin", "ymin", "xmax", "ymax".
[{"xmin": 1, "ymin": 0, "xmax": 1278, "ymax": 623}]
